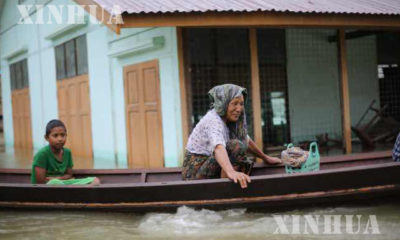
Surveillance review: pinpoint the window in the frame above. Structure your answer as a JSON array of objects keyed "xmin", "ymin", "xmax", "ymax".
[
  {"xmin": 376, "ymin": 31, "xmax": 400, "ymax": 122},
  {"xmin": 184, "ymin": 28, "xmax": 254, "ymax": 137},
  {"xmin": 55, "ymin": 35, "xmax": 88, "ymax": 80},
  {"xmin": 55, "ymin": 45, "xmax": 66, "ymax": 79},
  {"xmin": 9, "ymin": 59, "xmax": 29, "ymax": 90},
  {"xmin": 65, "ymin": 39, "xmax": 77, "ymax": 78},
  {"xmin": 76, "ymin": 35, "xmax": 88, "ymax": 75}
]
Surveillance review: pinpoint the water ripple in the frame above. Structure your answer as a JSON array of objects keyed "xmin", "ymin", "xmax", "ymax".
[{"xmin": 0, "ymin": 204, "xmax": 399, "ymax": 240}]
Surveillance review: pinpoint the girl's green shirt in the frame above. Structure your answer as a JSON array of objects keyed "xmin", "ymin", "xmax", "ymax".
[{"xmin": 31, "ymin": 145, "xmax": 73, "ymax": 184}]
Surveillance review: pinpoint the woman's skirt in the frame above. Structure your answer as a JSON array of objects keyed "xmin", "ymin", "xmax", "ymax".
[{"xmin": 182, "ymin": 139, "xmax": 254, "ymax": 180}]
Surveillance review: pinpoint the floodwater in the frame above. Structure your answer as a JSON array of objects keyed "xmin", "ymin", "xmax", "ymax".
[
  {"xmin": 0, "ymin": 139, "xmax": 398, "ymax": 239},
  {"xmin": 0, "ymin": 148, "xmax": 94, "ymax": 169},
  {"xmin": 1, "ymin": 203, "xmax": 399, "ymax": 240}
]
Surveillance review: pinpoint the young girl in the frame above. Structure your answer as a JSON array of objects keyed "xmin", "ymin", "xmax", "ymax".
[{"xmin": 31, "ymin": 119, "xmax": 100, "ymax": 185}]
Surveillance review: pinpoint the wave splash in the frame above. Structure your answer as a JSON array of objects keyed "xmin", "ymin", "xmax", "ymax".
[{"xmin": 138, "ymin": 206, "xmax": 276, "ymax": 238}]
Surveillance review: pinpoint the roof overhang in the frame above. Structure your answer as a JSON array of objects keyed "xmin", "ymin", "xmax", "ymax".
[
  {"xmin": 121, "ymin": 11, "xmax": 400, "ymax": 29},
  {"xmin": 74, "ymin": 0, "xmax": 400, "ymax": 34},
  {"xmin": 74, "ymin": 0, "xmax": 121, "ymax": 34}
]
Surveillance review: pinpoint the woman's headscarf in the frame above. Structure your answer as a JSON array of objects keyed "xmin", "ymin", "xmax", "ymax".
[{"xmin": 208, "ymin": 84, "xmax": 248, "ymax": 144}]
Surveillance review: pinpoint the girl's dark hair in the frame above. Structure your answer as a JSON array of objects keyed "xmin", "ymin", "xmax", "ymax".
[{"xmin": 45, "ymin": 119, "xmax": 67, "ymax": 137}]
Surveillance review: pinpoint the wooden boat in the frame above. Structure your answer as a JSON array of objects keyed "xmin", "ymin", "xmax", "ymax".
[{"xmin": 0, "ymin": 151, "xmax": 399, "ymax": 212}]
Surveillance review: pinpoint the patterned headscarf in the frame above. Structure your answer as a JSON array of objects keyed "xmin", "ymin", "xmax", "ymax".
[{"xmin": 208, "ymin": 84, "xmax": 248, "ymax": 144}]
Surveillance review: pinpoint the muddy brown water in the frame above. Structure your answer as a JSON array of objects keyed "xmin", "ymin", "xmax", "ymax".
[{"xmin": 0, "ymin": 203, "xmax": 399, "ymax": 240}]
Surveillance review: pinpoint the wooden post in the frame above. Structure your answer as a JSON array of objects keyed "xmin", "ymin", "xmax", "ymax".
[
  {"xmin": 177, "ymin": 28, "xmax": 189, "ymax": 151},
  {"xmin": 249, "ymin": 28, "xmax": 263, "ymax": 153},
  {"xmin": 337, "ymin": 29, "xmax": 352, "ymax": 154}
]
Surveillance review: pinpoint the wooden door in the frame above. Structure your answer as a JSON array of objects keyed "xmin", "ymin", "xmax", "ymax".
[
  {"xmin": 124, "ymin": 60, "xmax": 164, "ymax": 168},
  {"xmin": 57, "ymin": 74, "xmax": 93, "ymax": 161},
  {"xmin": 11, "ymin": 88, "xmax": 32, "ymax": 149}
]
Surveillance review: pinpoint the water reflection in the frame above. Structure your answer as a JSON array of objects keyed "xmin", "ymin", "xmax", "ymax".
[
  {"xmin": 0, "ymin": 147, "xmax": 33, "ymax": 169},
  {"xmin": 0, "ymin": 147, "xmax": 93, "ymax": 169},
  {"xmin": 0, "ymin": 204, "xmax": 399, "ymax": 240}
]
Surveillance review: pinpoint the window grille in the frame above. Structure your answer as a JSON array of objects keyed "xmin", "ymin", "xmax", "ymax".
[
  {"xmin": 9, "ymin": 59, "xmax": 29, "ymax": 90},
  {"xmin": 257, "ymin": 29, "xmax": 290, "ymax": 150},
  {"xmin": 184, "ymin": 28, "xmax": 254, "ymax": 137},
  {"xmin": 55, "ymin": 35, "xmax": 88, "ymax": 80}
]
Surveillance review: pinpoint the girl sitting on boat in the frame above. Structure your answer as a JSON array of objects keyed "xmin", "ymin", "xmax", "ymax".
[
  {"xmin": 182, "ymin": 84, "xmax": 281, "ymax": 188},
  {"xmin": 31, "ymin": 119, "xmax": 100, "ymax": 185}
]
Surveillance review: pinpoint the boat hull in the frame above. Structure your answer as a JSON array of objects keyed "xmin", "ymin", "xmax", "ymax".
[{"xmin": 0, "ymin": 160, "xmax": 399, "ymax": 212}]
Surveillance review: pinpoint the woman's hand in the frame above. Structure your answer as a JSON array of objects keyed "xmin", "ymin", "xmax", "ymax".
[
  {"xmin": 226, "ymin": 170, "xmax": 251, "ymax": 188},
  {"xmin": 214, "ymin": 145, "xmax": 251, "ymax": 189},
  {"xmin": 263, "ymin": 155, "xmax": 282, "ymax": 165},
  {"xmin": 247, "ymin": 138, "xmax": 282, "ymax": 165}
]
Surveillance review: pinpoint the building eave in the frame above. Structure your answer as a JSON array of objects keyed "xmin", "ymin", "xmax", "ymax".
[
  {"xmin": 74, "ymin": 0, "xmax": 121, "ymax": 34},
  {"xmin": 119, "ymin": 11, "xmax": 400, "ymax": 29}
]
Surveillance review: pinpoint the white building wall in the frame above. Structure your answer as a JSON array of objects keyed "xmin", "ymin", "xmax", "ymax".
[
  {"xmin": 108, "ymin": 27, "xmax": 183, "ymax": 168},
  {"xmin": 0, "ymin": 0, "xmax": 184, "ymax": 168}
]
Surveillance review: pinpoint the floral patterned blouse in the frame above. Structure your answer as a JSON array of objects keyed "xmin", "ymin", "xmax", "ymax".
[{"xmin": 186, "ymin": 109, "xmax": 229, "ymax": 156}]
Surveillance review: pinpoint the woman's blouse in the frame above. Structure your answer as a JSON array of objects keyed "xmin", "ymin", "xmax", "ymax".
[{"xmin": 186, "ymin": 109, "xmax": 229, "ymax": 156}]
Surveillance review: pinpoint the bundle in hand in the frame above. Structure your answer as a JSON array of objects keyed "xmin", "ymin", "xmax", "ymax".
[{"xmin": 281, "ymin": 146, "xmax": 309, "ymax": 168}]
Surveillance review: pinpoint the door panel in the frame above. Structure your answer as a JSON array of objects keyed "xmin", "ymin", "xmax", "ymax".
[
  {"xmin": 11, "ymin": 88, "xmax": 32, "ymax": 149},
  {"xmin": 124, "ymin": 60, "xmax": 164, "ymax": 168},
  {"xmin": 57, "ymin": 74, "xmax": 93, "ymax": 163},
  {"xmin": 129, "ymin": 112, "xmax": 146, "ymax": 167}
]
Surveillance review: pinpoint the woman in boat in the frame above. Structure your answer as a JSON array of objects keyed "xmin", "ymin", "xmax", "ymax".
[
  {"xmin": 182, "ymin": 84, "xmax": 282, "ymax": 188},
  {"xmin": 31, "ymin": 119, "xmax": 100, "ymax": 185}
]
